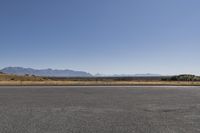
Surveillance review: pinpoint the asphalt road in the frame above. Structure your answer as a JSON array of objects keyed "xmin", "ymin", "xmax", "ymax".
[{"xmin": 0, "ymin": 86, "xmax": 200, "ymax": 133}]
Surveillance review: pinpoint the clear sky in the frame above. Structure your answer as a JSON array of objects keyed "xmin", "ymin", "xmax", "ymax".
[{"xmin": 1, "ymin": 0, "xmax": 200, "ymax": 75}]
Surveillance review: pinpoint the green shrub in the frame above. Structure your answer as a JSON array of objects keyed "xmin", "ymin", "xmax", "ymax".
[{"xmin": 162, "ymin": 74, "xmax": 200, "ymax": 81}]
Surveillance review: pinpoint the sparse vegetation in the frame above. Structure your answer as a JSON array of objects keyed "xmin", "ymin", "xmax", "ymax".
[
  {"xmin": 0, "ymin": 73, "xmax": 45, "ymax": 81},
  {"xmin": 162, "ymin": 74, "xmax": 200, "ymax": 81},
  {"xmin": 1, "ymin": 73, "xmax": 200, "ymax": 86}
]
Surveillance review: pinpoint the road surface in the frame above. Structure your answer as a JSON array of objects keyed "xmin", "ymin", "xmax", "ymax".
[{"xmin": 0, "ymin": 86, "xmax": 200, "ymax": 133}]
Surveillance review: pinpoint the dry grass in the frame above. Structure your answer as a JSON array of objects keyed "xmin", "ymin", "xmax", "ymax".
[
  {"xmin": 1, "ymin": 73, "xmax": 200, "ymax": 86},
  {"xmin": 0, "ymin": 80, "xmax": 200, "ymax": 86},
  {"xmin": 0, "ymin": 73, "xmax": 45, "ymax": 81}
]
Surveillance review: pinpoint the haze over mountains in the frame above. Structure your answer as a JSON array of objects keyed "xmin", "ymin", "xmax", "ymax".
[
  {"xmin": 95, "ymin": 73, "xmax": 161, "ymax": 77},
  {"xmin": 1, "ymin": 67, "xmax": 92, "ymax": 77},
  {"xmin": 0, "ymin": 67, "xmax": 162, "ymax": 77}
]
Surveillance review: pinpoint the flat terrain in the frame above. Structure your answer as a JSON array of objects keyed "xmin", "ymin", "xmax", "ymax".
[
  {"xmin": 0, "ymin": 86, "xmax": 200, "ymax": 133},
  {"xmin": 1, "ymin": 73, "xmax": 200, "ymax": 86}
]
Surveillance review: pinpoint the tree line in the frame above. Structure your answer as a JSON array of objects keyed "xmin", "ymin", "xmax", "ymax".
[{"xmin": 162, "ymin": 74, "xmax": 200, "ymax": 81}]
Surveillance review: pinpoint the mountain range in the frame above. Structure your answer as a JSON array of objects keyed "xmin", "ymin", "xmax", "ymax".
[
  {"xmin": 0, "ymin": 67, "xmax": 92, "ymax": 77},
  {"xmin": 0, "ymin": 67, "xmax": 162, "ymax": 77},
  {"xmin": 95, "ymin": 73, "xmax": 161, "ymax": 77}
]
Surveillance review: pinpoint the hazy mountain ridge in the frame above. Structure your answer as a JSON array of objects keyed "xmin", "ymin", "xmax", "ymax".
[
  {"xmin": 95, "ymin": 73, "xmax": 162, "ymax": 77},
  {"xmin": 0, "ymin": 67, "xmax": 162, "ymax": 77},
  {"xmin": 1, "ymin": 67, "xmax": 92, "ymax": 77}
]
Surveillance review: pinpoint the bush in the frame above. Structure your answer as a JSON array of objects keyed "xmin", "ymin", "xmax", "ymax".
[{"xmin": 0, "ymin": 72, "xmax": 4, "ymax": 74}]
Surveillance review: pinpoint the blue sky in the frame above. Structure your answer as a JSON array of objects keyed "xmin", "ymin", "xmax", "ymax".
[{"xmin": 1, "ymin": 0, "xmax": 200, "ymax": 75}]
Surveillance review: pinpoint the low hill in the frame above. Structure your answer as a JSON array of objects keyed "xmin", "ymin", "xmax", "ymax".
[{"xmin": 1, "ymin": 67, "xmax": 92, "ymax": 77}]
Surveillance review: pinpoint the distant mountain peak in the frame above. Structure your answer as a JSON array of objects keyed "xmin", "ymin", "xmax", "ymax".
[
  {"xmin": 134, "ymin": 73, "xmax": 161, "ymax": 77},
  {"xmin": 94, "ymin": 73, "xmax": 161, "ymax": 77},
  {"xmin": 1, "ymin": 67, "xmax": 92, "ymax": 77}
]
